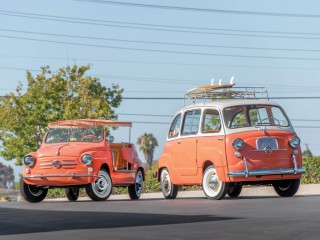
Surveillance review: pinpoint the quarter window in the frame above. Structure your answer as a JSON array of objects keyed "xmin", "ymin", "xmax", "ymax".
[
  {"xmin": 202, "ymin": 109, "xmax": 221, "ymax": 133},
  {"xmin": 168, "ymin": 114, "xmax": 181, "ymax": 138},
  {"xmin": 182, "ymin": 110, "xmax": 201, "ymax": 135}
]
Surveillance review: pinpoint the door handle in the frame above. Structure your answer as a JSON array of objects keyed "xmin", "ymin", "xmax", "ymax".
[
  {"xmin": 177, "ymin": 141, "xmax": 181, "ymax": 144},
  {"xmin": 217, "ymin": 138, "xmax": 224, "ymax": 141}
]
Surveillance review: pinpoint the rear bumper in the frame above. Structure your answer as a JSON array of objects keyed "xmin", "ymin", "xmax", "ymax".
[{"xmin": 228, "ymin": 168, "xmax": 306, "ymax": 177}]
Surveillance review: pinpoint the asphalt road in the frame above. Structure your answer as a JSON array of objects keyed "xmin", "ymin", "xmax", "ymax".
[{"xmin": 1, "ymin": 195, "xmax": 320, "ymax": 240}]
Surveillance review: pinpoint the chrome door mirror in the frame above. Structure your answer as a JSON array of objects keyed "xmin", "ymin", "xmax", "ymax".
[{"xmin": 106, "ymin": 135, "xmax": 114, "ymax": 143}]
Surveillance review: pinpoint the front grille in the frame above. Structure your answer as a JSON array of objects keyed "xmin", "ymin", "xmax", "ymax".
[
  {"xmin": 256, "ymin": 137, "xmax": 278, "ymax": 150},
  {"xmin": 39, "ymin": 159, "xmax": 77, "ymax": 169}
]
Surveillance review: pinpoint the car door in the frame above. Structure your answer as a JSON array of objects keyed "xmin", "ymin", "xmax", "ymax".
[
  {"xmin": 197, "ymin": 108, "xmax": 226, "ymax": 175},
  {"xmin": 173, "ymin": 109, "xmax": 201, "ymax": 176}
]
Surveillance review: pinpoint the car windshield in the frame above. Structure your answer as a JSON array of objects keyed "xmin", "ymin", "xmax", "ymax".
[
  {"xmin": 223, "ymin": 105, "xmax": 290, "ymax": 129},
  {"xmin": 45, "ymin": 127, "xmax": 104, "ymax": 143}
]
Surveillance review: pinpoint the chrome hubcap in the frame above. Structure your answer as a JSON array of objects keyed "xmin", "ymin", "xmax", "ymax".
[
  {"xmin": 95, "ymin": 175, "xmax": 108, "ymax": 192},
  {"xmin": 209, "ymin": 175, "xmax": 218, "ymax": 190},
  {"xmin": 203, "ymin": 167, "xmax": 222, "ymax": 198},
  {"xmin": 278, "ymin": 181, "xmax": 291, "ymax": 191},
  {"xmin": 28, "ymin": 185, "xmax": 43, "ymax": 197},
  {"xmin": 135, "ymin": 172, "xmax": 143, "ymax": 195},
  {"xmin": 161, "ymin": 171, "xmax": 171, "ymax": 195}
]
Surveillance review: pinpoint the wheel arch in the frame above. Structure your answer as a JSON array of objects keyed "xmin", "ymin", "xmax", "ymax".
[
  {"xmin": 202, "ymin": 160, "xmax": 214, "ymax": 173},
  {"xmin": 100, "ymin": 163, "xmax": 110, "ymax": 173},
  {"xmin": 157, "ymin": 166, "xmax": 166, "ymax": 181},
  {"xmin": 157, "ymin": 153, "xmax": 173, "ymax": 182},
  {"xmin": 202, "ymin": 160, "xmax": 228, "ymax": 182}
]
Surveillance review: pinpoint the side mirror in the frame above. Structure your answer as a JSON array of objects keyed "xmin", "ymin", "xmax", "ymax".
[{"xmin": 106, "ymin": 135, "xmax": 114, "ymax": 143}]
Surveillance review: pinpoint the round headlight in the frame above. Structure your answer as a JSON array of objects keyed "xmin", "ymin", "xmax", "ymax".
[
  {"xmin": 232, "ymin": 138, "xmax": 245, "ymax": 150},
  {"xmin": 24, "ymin": 155, "xmax": 36, "ymax": 167},
  {"xmin": 81, "ymin": 154, "xmax": 93, "ymax": 165},
  {"xmin": 289, "ymin": 136, "xmax": 300, "ymax": 148}
]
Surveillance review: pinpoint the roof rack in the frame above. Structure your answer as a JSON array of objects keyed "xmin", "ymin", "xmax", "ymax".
[
  {"xmin": 48, "ymin": 119, "xmax": 132, "ymax": 128},
  {"xmin": 184, "ymin": 84, "xmax": 268, "ymax": 105}
]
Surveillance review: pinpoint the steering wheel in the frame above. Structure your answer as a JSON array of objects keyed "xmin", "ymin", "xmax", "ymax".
[
  {"xmin": 257, "ymin": 117, "xmax": 281, "ymax": 126},
  {"xmin": 81, "ymin": 134, "xmax": 99, "ymax": 142}
]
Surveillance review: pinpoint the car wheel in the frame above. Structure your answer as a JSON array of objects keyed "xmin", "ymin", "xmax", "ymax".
[
  {"xmin": 20, "ymin": 178, "xmax": 48, "ymax": 203},
  {"xmin": 65, "ymin": 187, "xmax": 80, "ymax": 201},
  {"xmin": 160, "ymin": 168, "xmax": 178, "ymax": 199},
  {"xmin": 227, "ymin": 183, "xmax": 243, "ymax": 198},
  {"xmin": 85, "ymin": 169, "xmax": 112, "ymax": 201},
  {"xmin": 202, "ymin": 165, "xmax": 229, "ymax": 200},
  {"xmin": 273, "ymin": 179, "xmax": 300, "ymax": 197},
  {"xmin": 128, "ymin": 170, "xmax": 143, "ymax": 200}
]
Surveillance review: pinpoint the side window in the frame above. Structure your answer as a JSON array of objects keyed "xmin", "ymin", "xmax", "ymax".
[
  {"xmin": 182, "ymin": 110, "xmax": 201, "ymax": 135},
  {"xmin": 168, "ymin": 114, "xmax": 181, "ymax": 138},
  {"xmin": 202, "ymin": 109, "xmax": 221, "ymax": 133}
]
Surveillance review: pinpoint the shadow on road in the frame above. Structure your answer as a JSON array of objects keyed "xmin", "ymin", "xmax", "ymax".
[{"xmin": 0, "ymin": 208, "xmax": 239, "ymax": 235}]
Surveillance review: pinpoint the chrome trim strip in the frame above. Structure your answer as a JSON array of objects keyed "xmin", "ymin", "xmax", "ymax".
[
  {"xmin": 243, "ymin": 157, "xmax": 249, "ymax": 178},
  {"xmin": 292, "ymin": 154, "xmax": 298, "ymax": 174},
  {"xmin": 23, "ymin": 174, "xmax": 97, "ymax": 179},
  {"xmin": 228, "ymin": 168, "xmax": 306, "ymax": 177},
  {"xmin": 39, "ymin": 163, "xmax": 53, "ymax": 166},
  {"xmin": 249, "ymin": 149, "xmax": 287, "ymax": 152},
  {"xmin": 256, "ymin": 137, "xmax": 279, "ymax": 150}
]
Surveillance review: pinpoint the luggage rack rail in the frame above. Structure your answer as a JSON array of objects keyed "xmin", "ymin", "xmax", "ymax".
[{"xmin": 184, "ymin": 86, "xmax": 269, "ymax": 105}]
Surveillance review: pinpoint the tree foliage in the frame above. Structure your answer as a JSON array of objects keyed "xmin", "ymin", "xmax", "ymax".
[
  {"xmin": 0, "ymin": 162, "xmax": 14, "ymax": 188},
  {"xmin": 0, "ymin": 65, "xmax": 123, "ymax": 165},
  {"xmin": 302, "ymin": 144, "xmax": 313, "ymax": 157},
  {"xmin": 301, "ymin": 155, "xmax": 320, "ymax": 184},
  {"xmin": 136, "ymin": 133, "xmax": 158, "ymax": 168}
]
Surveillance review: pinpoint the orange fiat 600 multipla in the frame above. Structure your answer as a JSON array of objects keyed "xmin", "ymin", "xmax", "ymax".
[
  {"xmin": 20, "ymin": 119, "xmax": 145, "ymax": 203},
  {"xmin": 157, "ymin": 83, "xmax": 305, "ymax": 200}
]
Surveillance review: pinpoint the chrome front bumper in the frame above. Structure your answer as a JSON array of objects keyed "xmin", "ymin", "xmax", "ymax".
[
  {"xmin": 23, "ymin": 174, "xmax": 97, "ymax": 179},
  {"xmin": 228, "ymin": 155, "xmax": 306, "ymax": 178}
]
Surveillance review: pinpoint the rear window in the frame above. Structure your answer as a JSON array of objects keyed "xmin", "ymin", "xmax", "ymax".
[{"xmin": 168, "ymin": 114, "xmax": 182, "ymax": 138}]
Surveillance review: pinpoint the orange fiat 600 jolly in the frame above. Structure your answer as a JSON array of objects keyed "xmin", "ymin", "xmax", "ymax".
[
  {"xmin": 20, "ymin": 119, "xmax": 145, "ymax": 203},
  {"xmin": 157, "ymin": 83, "xmax": 305, "ymax": 200}
]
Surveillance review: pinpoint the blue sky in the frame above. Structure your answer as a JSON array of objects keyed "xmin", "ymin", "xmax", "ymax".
[{"xmin": 1, "ymin": 0, "xmax": 320, "ymax": 178}]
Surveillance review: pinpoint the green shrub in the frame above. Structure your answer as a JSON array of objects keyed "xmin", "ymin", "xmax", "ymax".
[
  {"xmin": 47, "ymin": 188, "xmax": 66, "ymax": 198},
  {"xmin": 302, "ymin": 156, "xmax": 320, "ymax": 184},
  {"xmin": 143, "ymin": 164, "xmax": 161, "ymax": 193},
  {"xmin": 0, "ymin": 195, "xmax": 11, "ymax": 202},
  {"xmin": 47, "ymin": 188, "xmax": 87, "ymax": 198}
]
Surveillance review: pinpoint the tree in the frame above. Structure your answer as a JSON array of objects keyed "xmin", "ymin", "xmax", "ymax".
[
  {"xmin": 0, "ymin": 65, "xmax": 123, "ymax": 165},
  {"xmin": 303, "ymin": 144, "xmax": 313, "ymax": 157},
  {"xmin": 0, "ymin": 162, "xmax": 14, "ymax": 188},
  {"xmin": 136, "ymin": 133, "xmax": 158, "ymax": 168}
]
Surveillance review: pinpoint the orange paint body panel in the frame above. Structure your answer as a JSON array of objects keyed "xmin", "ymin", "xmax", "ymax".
[{"xmin": 225, "ymin": 130, "xmax": 302, "ymax": 182}]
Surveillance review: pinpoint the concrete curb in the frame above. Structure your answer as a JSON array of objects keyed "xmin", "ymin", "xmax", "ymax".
[{"xmin": 41, "ymin": 184, "xmax": 320, "ymax": 202}]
